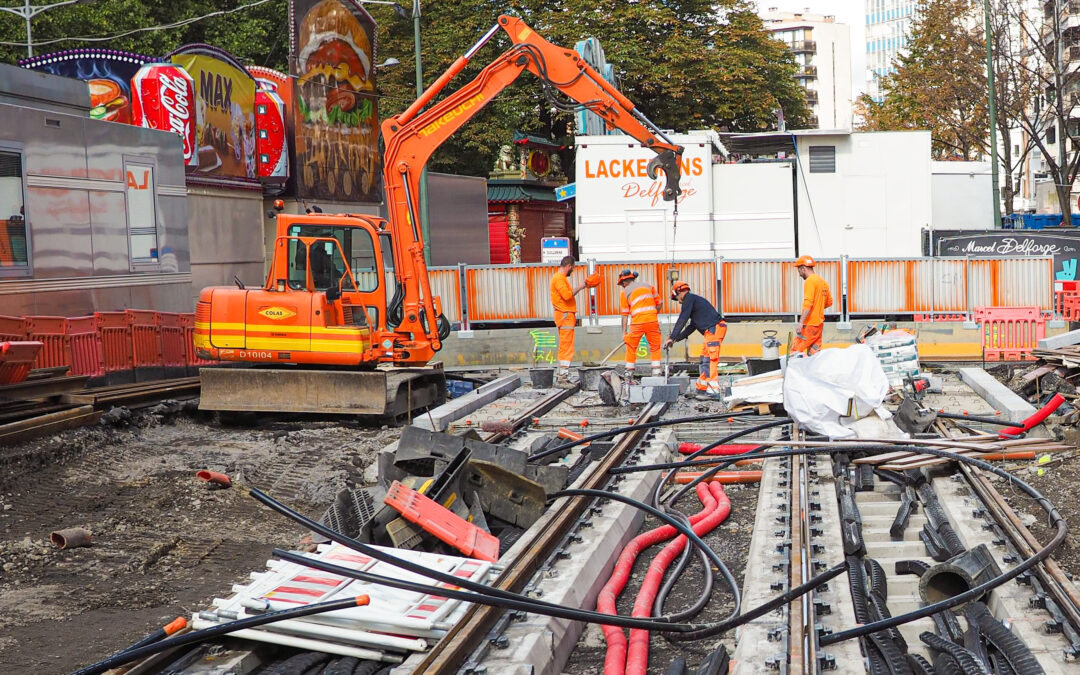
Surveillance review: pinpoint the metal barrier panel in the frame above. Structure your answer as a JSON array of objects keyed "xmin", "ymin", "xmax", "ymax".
[
  {"xmin": 25, "ymin": 316, "xmax": 70, "ymax": 370},
  {"xmin": 927, "ymin": 259, "xmax": 968, "ymax": 314},
  {"xmin": 428, "ymin": 267, "xmax": 461, "ymax": 323},
  {"xmin": 66, "ymin": 316, "xmax": 104, "ymax": 378},
  {"xmin": 721, "ymin": 260, "xmax": 839, "ymax": 315},
  {"xmin": 591, "ymin": 261, "xmax": 716, "ymax": 316},
  {"xmin": 466, "ymin": 263, "xmax": 559, "ymax": 322},
  {"xmin": 968, "ymin": 258, "xmax": 1053, "ymax": 311}
]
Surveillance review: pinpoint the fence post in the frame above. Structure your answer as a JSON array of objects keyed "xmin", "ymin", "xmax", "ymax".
[
  {"xmin": 457, "ymin": 262, "xmax": 473, "ymax": 338},
  {"xmin": 715, "ymin": 257, "xmax": 724, "ymax": 316},
  {"xmin": 963, "ymin": 255, "xmax": 977, "ymax": 329},
  {"xmin": 586, "ymin": 258, "xmax": 601, "ymax": 333},
  {"xmin": 839, "ymin": 255, "xmax": 850, "ymax": 328}
]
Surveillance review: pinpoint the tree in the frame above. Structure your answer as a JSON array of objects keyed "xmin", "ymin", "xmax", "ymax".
[
  {"xmin": 857, "ymin": 0, "xmax": 990, "ymax": 161},
  {"xmin": 0, "ymin": 0, "xmax": 807, "ymax": 178},
  {"xmin": 995, "ymin": 0, "xmax": 1080, "ymax": 225}
]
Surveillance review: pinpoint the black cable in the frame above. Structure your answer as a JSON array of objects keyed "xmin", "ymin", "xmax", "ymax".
[
  {"xmin": 70, "ymin": 594, "xmax": 374, "ymax": 675},
  {"xmin": 249, "ymin": 486, "xmax": 721, "ymax": 630},
  {"xmin": 526, "ymin": 410, "xmax": 762, "ymax": 462},
  {"xmin": 936, "ymin": 411, "xmax": 1023, "ymax": 427}
]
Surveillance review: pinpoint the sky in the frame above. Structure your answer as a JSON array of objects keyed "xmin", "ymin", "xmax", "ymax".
[{"xmin": 754, "ymin": 1, "xmax": 868, "ymax": 96}]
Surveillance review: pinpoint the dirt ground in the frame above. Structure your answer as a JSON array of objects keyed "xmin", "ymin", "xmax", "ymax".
[
  {"xmin": 0, "ymin": 405, "xmax": 397, "ymax": 674},
  {"xmin": 564, "ymin": 482, "xmax": 759, "ymax": 674}
]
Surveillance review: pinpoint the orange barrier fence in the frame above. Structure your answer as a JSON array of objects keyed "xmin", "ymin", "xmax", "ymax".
[{"xmin": 0, "ymin": 310, "xmax": 204, "ymax": 384}]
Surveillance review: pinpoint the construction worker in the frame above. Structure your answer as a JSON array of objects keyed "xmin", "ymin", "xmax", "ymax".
[
  {"xmin": 550, "ymin": 255, "xmax": 587, "ymax": 385},
  {"xmin": 664, "ymin": 281, "xmax": 727, "ymax": 396},
  {"xmin": 793, "ymin": 255, "xmax": 833, "ymax": 356},
  {"xmin": 617, "ymin": 270, "xmax": 663, "ymax": 378}
]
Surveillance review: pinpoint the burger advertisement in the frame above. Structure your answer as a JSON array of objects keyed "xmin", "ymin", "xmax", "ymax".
[
  {"xmin": 20, "ymin": 49, "xmax": 150, "ymax": 124},
  {"xmin": 168, "ymin": 46, "xmax": 257, "ymax": 180},
  {"xmin": 291, "ymin": 0, "xmax": 381, "ymax": 202}
]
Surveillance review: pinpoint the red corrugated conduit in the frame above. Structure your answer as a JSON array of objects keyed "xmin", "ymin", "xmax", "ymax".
[
  {"xmin": 999, "ymin": 393, "xmax": 1065, "ymax": 437},
  {"xmin": 678, "ymin": 442, "xmax": 759, "ymax": 456},
  {"xmin": 625, "ymin": 482, "xmax": 730, "ymax": 675},
  {"xmin": 597, "ymin": 483, "xmax": 718, "ymax": 675}
]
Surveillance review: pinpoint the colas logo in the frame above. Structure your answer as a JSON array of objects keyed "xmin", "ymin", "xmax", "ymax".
[{"xmin": 258, "ymin": 306, "xmax": 297, "ymax": 320}]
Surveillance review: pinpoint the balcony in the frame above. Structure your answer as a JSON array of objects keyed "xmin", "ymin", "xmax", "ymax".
[
  {"xmin": 791, "ymin": 40, "xmax": 817, "ymax": 53},
  {"xmin": 805, "ymin": 89, "xmax": 819, "ymax": 104},
  {"xmin": 1071, "ymin": 44, "xmax": 1080, "ymax": 61},
  {"xmin": 795, "ymin": 65, "xmax": 818, "ymax": 78},
  {"xmin": 806, "ymin": 115, "xmax": 819, "ymax": 128}
]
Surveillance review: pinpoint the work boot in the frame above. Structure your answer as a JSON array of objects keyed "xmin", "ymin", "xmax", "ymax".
[{"xmin": 554, "ymin": 373, "xmax": 577, "ymax": 389}]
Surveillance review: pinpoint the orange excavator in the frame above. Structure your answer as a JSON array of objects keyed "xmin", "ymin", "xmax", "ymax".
[{"xmin": 193, "ymin": 15, "xmax": 684, "ymax": 416}]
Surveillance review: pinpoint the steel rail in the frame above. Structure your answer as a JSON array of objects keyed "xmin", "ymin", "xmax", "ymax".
[
  {"xmin": 480, "ymin": 385, "xmax": 577, "ymax": 444},
  {"xmin": 959, "ymin": 463, "xmax": 1080, "ymax": 637},
  {"xmin": 415, "ymin": 401, "xmax": 669, "ymax": 672}
]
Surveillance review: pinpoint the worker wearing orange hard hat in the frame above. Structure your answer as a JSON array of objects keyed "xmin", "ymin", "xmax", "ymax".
[
  {"xmin": 793, "ymin": 255, "xmax": 833, "ymax": 356},
  {"xmin": 664, "ymin": 281, "xmax": 727, "ymax": 396},
  {"xmin": 550, "ymin": 255, "xmax": 600, "ymax": 386},
  {"xmin": 617, "ymin": 269, "xmax": 663, "ymax": 378}
]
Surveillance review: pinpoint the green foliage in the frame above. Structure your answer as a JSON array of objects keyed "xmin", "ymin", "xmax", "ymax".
[
  {"xmin": 857, "ymin": 0, "xmax": 989, "ymax": 160},
  {"xmin": 0, "ymin": 0, "xmax": 807, "ymax": 176}
]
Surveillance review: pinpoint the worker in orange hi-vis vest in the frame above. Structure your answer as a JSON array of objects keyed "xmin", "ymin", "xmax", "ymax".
[
  {"xmin": 549, "ymin": 256, "xmax": 599, "ymax": 386},
  {"xmin": 617, "ymin": 269, "xmax": 663, "ymax": 379},
  {"xmin": 792, "ymin": 255, "xmax": 833, "ymax": 356}
]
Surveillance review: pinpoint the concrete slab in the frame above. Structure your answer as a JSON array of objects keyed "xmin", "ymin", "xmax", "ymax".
[
  {"xmin": 628, "ymin": 383, "xmax": 680, "ymax": 403},
  {"xmin": 411, "ymin": 374, "xmax": 521, "ymax": 432},
  {"xmin": 1038, "ymin": 328, "xmax": 1080, "ymax": 350},
  {"xmin": 958, "ymin": 367, "xmax": 1036, "ymax": 420}
]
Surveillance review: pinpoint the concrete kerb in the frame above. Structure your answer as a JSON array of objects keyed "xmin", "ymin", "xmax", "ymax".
[
  {"xmin": 957, "ymin": 368, "xmax": 1037, "ymax": 421},
  {"xmin": 1037, "ymin": 328, "xmax": 1080, "ymax": 350},
  {"xmin": 412, "ymin": 374, "xmax": 522, "ymax": 432},
  {"xmin": 435, "ymin": 320, "xmax": 1029, "ymax": 368}
]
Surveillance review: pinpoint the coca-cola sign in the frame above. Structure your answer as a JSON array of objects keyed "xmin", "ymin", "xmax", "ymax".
[{"xmin": 131, "ymin": 63, "xmax": 197, "ymax": 166}]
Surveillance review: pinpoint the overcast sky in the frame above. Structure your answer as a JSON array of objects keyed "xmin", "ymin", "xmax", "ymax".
[{"xmin": 753, "ymin": 1, "xmax": 868, "ymax": 96}]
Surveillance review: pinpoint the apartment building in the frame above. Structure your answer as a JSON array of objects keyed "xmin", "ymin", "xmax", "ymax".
[
  {"xmin": 762, "ymin": 8, "xmax": 853, "ymax": 129},
  {"xmin": 865, "ymin": 0, "xmax": 919, "ymax": 101}
]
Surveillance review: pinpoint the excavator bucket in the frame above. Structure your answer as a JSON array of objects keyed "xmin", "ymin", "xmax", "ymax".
[{"xmin": 197, "ymin": 366, "xmax": 446, "ymax": 418}]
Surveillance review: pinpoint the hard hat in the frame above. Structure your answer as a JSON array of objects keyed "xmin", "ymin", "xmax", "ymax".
[
  {"xmin": 617, "ymin": 269, "xmax": 637, "ymax": 284},
  {"xmin": 794, "ymin": 255, "xmax": 815, "ymax": 268},
  {"xmin": 585, "ymin": 272, "xmax": 602, "ymax": 288},
  {"xmin": 671, "ymin": 281, "xmax": 690, "ymax": 300}
]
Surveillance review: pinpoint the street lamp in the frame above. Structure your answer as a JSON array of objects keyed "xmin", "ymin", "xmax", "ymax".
[{"xmin": 0, "ymin": 0, "xmax": 98, "ymax": 58}]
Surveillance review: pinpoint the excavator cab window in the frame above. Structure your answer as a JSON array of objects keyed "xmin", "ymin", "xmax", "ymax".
[
  {"xmin": 287, "ymin": 224, "xmax": 379, "ymax": 292},
  {"xmin": 287, "ymin": 240, "xmax": 309, "ymax": 290}
]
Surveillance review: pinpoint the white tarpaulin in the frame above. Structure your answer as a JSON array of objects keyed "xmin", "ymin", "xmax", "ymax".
[{"xmin": 782, "ymin": 344, "xmax": 890, "ymax": 439}]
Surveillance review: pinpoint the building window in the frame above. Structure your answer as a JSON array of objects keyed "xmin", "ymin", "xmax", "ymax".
[
  {"xmin": 125, "ymin": 162, "xmax": 159, "ymax": 267},
  {"xmin": 808, "ymin": 145, "xmax": 836, "ymax": 173},
  {"xmin": 0, "ymin": 150, "xmax": 28, "ymax": 275}
]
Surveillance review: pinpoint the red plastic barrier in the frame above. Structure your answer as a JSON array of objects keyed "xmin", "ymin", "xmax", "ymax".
[
  {"xmin": 66, "ymin": 316, "xmax": 104, "ymax": 378},
  {"xmin": 1055, "ymin": 281, "xmax": 1080, "ymax": 319},
  {"xmin": 974, "ymin": 306, "xmax": 1046, "ymax": 362},
  {"xmin": 127, "ymin": 310, "xmax": 163, "ymax": 370},
  {"xmin": 0, "ymin": 315, "xmax": 26, "ymax": 343},
  {"xmin": 383, "ymin": 481, "xmax": 499, "ymax": 562},
  {"xmin": 94, "ymin": 311, "xmax": 133, "ymax": 375},
  {"xmin": 180, "ymin": 313, "xmax": 209, "ymax": 367},
  {"xmin": 1000, "ymin": 393, "xmax": 1066, "ymax": 437},
  {"xmin": 0, "ymin": 341, "xmax": 42, "ymax": 384},
  {"xmin": 25, "ymin": 316, "xmax": 70, "ymax": 370},
  {"xmin": 158, "ymin": 312, "xmax": 186, "ymax": 371}
]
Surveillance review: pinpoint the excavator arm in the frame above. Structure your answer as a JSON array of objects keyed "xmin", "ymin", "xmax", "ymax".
[{"xmin": 380, "ymin": 15, "xmax": 685, "ymax": 356}]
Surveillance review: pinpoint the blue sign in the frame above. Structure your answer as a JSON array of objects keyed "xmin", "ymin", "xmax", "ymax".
[
  {"xmin": 541, "ymin": 237, "xmax": 571, "ymax": 262},
  {"xmin": 555, "ymin": 183, "xmax": 576, "ymax": 201}
]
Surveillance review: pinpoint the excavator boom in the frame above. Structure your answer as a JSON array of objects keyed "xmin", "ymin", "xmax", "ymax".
[{"xmin": 380, "ymin": 15, "xmax": 684, "ymax": 358}]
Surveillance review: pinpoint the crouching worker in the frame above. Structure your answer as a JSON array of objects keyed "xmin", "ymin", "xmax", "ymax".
[
  {"xmin": 617, "ymin": 269, "xmax": 663, "ymax": 379},
  {"xmin": 664, "ymin": 282, "xmax": 727, "ymax": 396}
]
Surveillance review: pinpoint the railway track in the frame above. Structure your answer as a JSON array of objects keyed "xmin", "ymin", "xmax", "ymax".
[{"xmin": 81, "ymin": 371, "xmax": 1080, "ymax": 675}]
